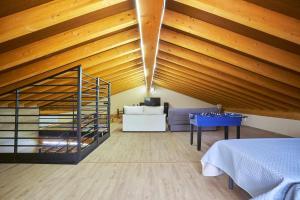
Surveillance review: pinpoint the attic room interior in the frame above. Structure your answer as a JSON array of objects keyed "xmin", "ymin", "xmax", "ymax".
[{"xmin": 0, "ymin": 0, "xmax": 299, "ymax": 199}]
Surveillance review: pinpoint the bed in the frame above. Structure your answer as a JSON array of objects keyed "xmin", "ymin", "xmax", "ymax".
[{"xmin": 201, "ymin": 138, "xmax": 300, "ymax": 200}]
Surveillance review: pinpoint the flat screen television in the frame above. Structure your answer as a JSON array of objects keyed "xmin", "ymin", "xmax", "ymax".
[{"xmin": 144, "ymin": 97, "xmax": 161, "ymax": 106}]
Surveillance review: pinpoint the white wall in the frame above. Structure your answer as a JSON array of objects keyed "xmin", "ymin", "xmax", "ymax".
[
  {"xmin": 110, "ymin": 86, "xmax": 214, "ymax": 114},
  {"xmin": 0, "ymin": 108, "xmax": 39, "ymax": 153},
  {"xmin": 111, "ymin": 86, "xmax": 146, "ymax": 114},
  {"xmin": 243, "ymin": 114, "xmax": 300, "ymax": 137}
]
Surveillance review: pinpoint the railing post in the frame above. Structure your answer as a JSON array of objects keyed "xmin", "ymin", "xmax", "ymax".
[
  {"xmin": 76, "ymin": 66, "xmax": 82, "ymax": 161},
  {"xmin": 107, "ymin": 82, "xmax": 111, "ymax": 136},
  {"xmin": 72, "ymin": 95, "xmax": 75, "ymax": 132},
  {"xmin": 14, "ymin": 89, "xmax": 19, "ymax": 154},
  {"xmin": 95, "ymin": 78, "xmax": 99, "ymax": 143}
]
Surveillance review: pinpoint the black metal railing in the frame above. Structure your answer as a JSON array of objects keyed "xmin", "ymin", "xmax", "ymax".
[{"xmin": 0, "ymin": 65, "xmax": 110, "ymax": 164}]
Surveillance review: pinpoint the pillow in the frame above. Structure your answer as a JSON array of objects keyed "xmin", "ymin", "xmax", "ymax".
[
  {"xmin": 124, "ymin": 106, "xmax": 144, "ymax": 114},
  {"xmin": 143, "ymin": 106, "xmax": 164, "ymax": 115}
]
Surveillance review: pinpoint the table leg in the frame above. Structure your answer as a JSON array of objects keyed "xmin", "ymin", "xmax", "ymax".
[
  {"xmin": 224, "ymin": 126, "xmax": 229, "ymax": 140},
  {"xmin": 237, "ymin": 126, "xmax": 240, "ymax": 139},
  {"xmin": 197, "ymin": 126, "xmax": 202, "ymax": 151},
  {"xmin": 190, "ymin": 124, "xmax": 194, "ymax": 145}
]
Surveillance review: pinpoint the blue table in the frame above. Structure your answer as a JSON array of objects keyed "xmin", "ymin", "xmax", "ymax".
[{"xmin": 189, "ymin": 112, "xmax": 243, "ymax": 151}]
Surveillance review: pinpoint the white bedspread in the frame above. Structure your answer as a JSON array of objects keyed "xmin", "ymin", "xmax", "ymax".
[{"xmin": 201, "ymin": 138, "xmax": 300, "ymax": 200}]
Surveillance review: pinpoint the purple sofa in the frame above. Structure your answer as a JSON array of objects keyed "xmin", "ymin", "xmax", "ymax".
[{"xmin": 167, "ymin": 107, "xmax": 219, "ymax": 132}]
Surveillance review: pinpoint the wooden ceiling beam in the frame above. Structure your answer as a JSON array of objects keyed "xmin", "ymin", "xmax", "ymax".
[
  {"xmin": 173, "ymin": 0, "xmax": 300, "ymax": 45},
  {"xmin": 159, "ymin": 42, "xmax": 300, "ymax": 97},
  {"xmin": 163, "ymin": 10, "xmax": 300, "ymax": 72},
  {"xmin": 112, "ymin": 81, "xmax": 144, "ymax": 94},
  {"xmin": 111, "ymin": 78, "xmax": 145, "ymax": 93},
  {"xmin": 32, "ymin": 79, "xmax": 143, "ymax": 106},
  {"xmin": 158, "ymin": 60, "xmax": 284, "ymax": 109},
  {"xmin": 158, "ymin": 52, "xmax": 298, "ymax": 108},
  {"xmin": 155, "ymin": 71, "xmax": 253, "ymax": 108},
  {"xmin": 154, "ymin": 78, "xmax": 238, "ymax": 107},
  {"xmin": 102, "ymin": 67, "xmax": 143, "ymax": 81},
  {"xmin": 160, "ymin": 31, "xmax": 300, "ymax": 91},
  {"xmin": 0, "ymin": 29, "xmax": 139, "ymax": 93},
  {"xmin": 158, "ymin": 45, "xmax": 299, "ymax": 110},
  {"xmin": 155, "ymin": 69, "xmax": 266, "ymax": 109},
  {"xmin": 5, "ymin": 58, "xmax": 142, "ymax": 104},
  {"xmin": 32, "ymin": 79, "xmax": 144, "ymax": 107},
  {"xmin": 107, "ymin": 70, "xmax": 144, "ymax": 82},
  {"xmin": 0, "ymin": 10, "xmax": 137, "ymax": 71},
  {"xmin": 154, "ymin": 79, "xmax": 218, "ymax": 104},
  {"xmin": 136, "ymin": 0, "xmax": 166, "ymax": 91},
  {"xmin": 160, "ymin": 29, "xmax": 300, "ymax": 89},
  {"xmin": 30, "ymin": 76, "xmax": 144, "ymax": 107},
  {"xmin": 0, "ymin": 0, "xmax": 52, "ymax": 17},
  {"xmin": 156, "ymin": 66, "xmax": 273, "ymax": 110},
  {"xmin": 109, "ymin": 74, "xmax": 145, "ymax": 86},
  {"xmin": 93, "ymin": 62, "xmax": 142, "ymax": 78},
  {"xmin": 157, "ymin": 54, "xmax": 299, "ymax": 110},
  {"xmin": 101, "ymin": 64, "xmax": 142, "ymax": 77},
  {"xmin": 0, "ymin": 0, "xmax": 128, "ymax": 43},
  {"xmin": 79, "ymin": 55, "xmax": 141, "ymax": 77},
  {"xmin": 32, "ymin": 80, "xmax": 144, "ymax": 107},
  {"xmin": 155, "ymin": 81, "xmax": 219, "ymax": 106}
]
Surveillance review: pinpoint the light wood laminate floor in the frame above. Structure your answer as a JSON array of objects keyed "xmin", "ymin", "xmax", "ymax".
[{"xmin": 0, "ymin": 124, "xmax": 286, "ymax": 200}]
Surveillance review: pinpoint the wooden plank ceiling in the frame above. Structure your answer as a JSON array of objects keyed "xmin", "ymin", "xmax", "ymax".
[
  {"xmin": 0, "ymin": 0, "xmax": 145, "ymax": 97},
  {"xmin": 154, "ymin": 0, "xmax": 300, "ymax": 120},
  {"xmin": 0, "ymin": 0, "xmax": 299, "ymax": 119}
]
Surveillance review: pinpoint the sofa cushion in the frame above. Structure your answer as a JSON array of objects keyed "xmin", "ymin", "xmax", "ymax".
[
  {"xmin": 124, "ymin": 106, "xmax": 144, "ymax": 114},
  {"xmin": 144, "ymin": 106, "xmax": 164, "ymax": 114}
]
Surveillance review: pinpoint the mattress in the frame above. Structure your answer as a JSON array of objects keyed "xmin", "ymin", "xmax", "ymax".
[{"xmin": 201, "ymin": 138, "xmax": 300, "ymax": 200}]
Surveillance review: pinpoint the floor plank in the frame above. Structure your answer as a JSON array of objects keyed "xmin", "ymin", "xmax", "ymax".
[{"xmin": 0, "ymin": 124, "xmax": 286, "ymax": 200}]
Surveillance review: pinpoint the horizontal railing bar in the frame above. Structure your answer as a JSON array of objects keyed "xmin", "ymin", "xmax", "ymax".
[
  {"xmin": 39, "ymin": 117, "xmax": 74, "ymax": 119},
  {"xmin": 81, "ymin": 130, "xmax": 96, "ymax": 138},
  {"xmin": 81, "ymin": 119, "xmax": 97, "ymax": 128},
  {"xmin": 0, "ymin": 122, "xmax": 74, "ymax": 125},
  {"xmin": 0, "ymin": 114, "xmax": 76, "ymax": 117},
  {"xmin": 0, "ymin": 107, "xmax": 40, "ymax": 109},
  {"xmin": 48, "ymin": 77, "xmax": 77, "ymax": 79},
  {"xmin": 0, "ymin": 128, "xmax": 74, "ymax": 131},
  {"xmin": 0, "ymin": 66, "xmax": 79, "ymax": 96},
  {"xmin": 0, "ymin": 99, "xmax": 77, "ymax": 102},
  {"xmin": 82, "ymin": 87, "xmax": 96, "ymax": 91},
  {"xmin": 19, "ymin": 92, "xmax": 77, "ymax": 94},
  {"xmin": 0, "ymin": 136, "xmax": 77, "ymax": 139},
  {"xmin": 81, "ymin": 105, "xmax": 97, "ymax": 108},
  {"xmin": 32, "ymin": 84, "xmax": 77, "ymax": 87},
  {"xmin": 40, "ymin": 105, "xmax": 76, "ymax": 107},
  {"xmin": 0, "ymin": 144, "xmax": 74, "ymax": 147}
]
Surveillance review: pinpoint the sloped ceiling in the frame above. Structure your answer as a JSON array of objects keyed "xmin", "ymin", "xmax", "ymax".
[
  {"xmin": 0, "ymin": 0, "xmax": 299, "ymax": 119},
  {"xmin": 0, "ymin": 0, "xmax": 144, "ymax": 96},
  {"xmin": 154, "ymin": 0, "xmax": 300, "ymax": 119}
]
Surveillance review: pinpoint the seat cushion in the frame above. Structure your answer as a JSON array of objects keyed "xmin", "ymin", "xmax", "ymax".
[
  {"xmin": 144, "ymin": 106, "xmax": 164, "ymax": 114},
  {"xmin": 124, "ymin": 106, "xmax": 144, "ymax": 114}
]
